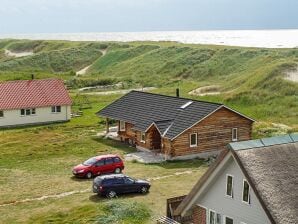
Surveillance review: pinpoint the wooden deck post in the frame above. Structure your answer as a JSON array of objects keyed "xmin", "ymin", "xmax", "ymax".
[{"xmin": 106, "ymin": 117, "xmax": 109, "ymax": 134}]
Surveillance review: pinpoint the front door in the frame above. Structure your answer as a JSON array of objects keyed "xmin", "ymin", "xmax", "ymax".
[{"xmin": 151, "ymin": 128, "xmax": 161, "ymax": 150}]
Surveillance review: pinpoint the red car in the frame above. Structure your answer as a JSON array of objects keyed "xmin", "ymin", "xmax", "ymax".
[{"xmin": 72, "ymin": 154, "xmax": 125, "ymax": 179}]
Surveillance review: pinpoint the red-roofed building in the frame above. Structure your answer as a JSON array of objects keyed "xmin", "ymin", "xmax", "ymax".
[{"xmin": 0, "ymin": 78, "xmax": 72, "ymax": 127}]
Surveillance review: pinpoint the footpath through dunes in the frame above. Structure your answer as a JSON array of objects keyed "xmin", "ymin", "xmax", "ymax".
[
  {"xmin": 76, "ymin": 48, "xmax": 108, "ymax": 76},
  {"xmin": 188, "ymin": 85, "xmax": 221, "ymax": 96},
  {"xmin": 4, "ymin": 49, "xmax": 34, "ymax": 57},
  {"xmin": 284, "ymin": 66, "xmax": 298, "ymax": 82}
]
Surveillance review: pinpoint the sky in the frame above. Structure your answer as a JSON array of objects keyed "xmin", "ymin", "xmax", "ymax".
[{"xmin": 0, "ymin": 0, "xmax": 297, "ymax": 34}]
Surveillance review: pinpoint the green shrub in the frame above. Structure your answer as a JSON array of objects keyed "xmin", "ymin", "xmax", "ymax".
[{"xmin": 96, "ymin": 200, "xmax": 151, "ymax": 224}]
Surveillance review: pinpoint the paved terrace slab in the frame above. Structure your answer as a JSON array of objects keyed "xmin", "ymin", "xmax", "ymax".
[{"xmin": 125, "ymin": 151, "xmax": 166, "ymax": 164}]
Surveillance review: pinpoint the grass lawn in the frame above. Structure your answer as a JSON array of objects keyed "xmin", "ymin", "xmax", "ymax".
[{"xmin": 0, "ymin": 93, "xmax": 207, "ymax": 224}]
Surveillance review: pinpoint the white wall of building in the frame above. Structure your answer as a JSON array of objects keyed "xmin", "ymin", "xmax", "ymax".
[
  {"xmin": 197, "ymin": 156, "xmax": 271, "ymax": 224},
  {"xmin": 0, "ymin": 105, "xmax": 71, "ymax": 127}
]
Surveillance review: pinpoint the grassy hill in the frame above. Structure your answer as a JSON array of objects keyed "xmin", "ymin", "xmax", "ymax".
[
  {"xmin": 0, "ymin": 39, "xmax": 297, "ymax": 223},
  {"xmin": 0, "ymin": 39, "xmax": 297, "ymax": 131}
]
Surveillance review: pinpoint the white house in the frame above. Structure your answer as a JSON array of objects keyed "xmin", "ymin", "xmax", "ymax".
[
  {"xmin": 0, "ymin": 78, "xmax": 72, "ymax": 127},
  {"xmin": 170, "ymin": 134, "xmax": 298, "ymax": 224}
]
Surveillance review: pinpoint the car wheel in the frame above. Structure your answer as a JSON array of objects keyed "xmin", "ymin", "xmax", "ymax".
[
  {"xmin": 114, "ymin": 168, "xmax": 121, "ymax": 174},
  {"xmin": 140, "ymin": 186, "xmax": 148, "ymax": 194},
  {"xmin": 107, "ymin": 191, "xmax": 117, "ymax": 198},
  {"xmin": 86, "ymin": 172, "xmax": 93, "ymax": 179}
]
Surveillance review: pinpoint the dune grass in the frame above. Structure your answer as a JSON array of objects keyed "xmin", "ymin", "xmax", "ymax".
[{"xmin": 0, "ymin": 39, "xmax": 297, "ymax": 222}]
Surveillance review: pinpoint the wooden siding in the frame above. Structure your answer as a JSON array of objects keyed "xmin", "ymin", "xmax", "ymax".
[
  {"xmin": 162, "ymin": 138, "xmax": 173, "ymax": 156},
  {"xmin": 118, "ymin": 121, "xmax": 136, "ymax": 144},
  {"xmin": 136, "ymin": 125, "xmax": 161, "ymax": 150},
  {"xmin": 117, "ymin": 121, "xmax": 162, "ymax": 151},
  {"xmin": 172, "ymin": 107, "xmax": 253, "ymax": 157}
]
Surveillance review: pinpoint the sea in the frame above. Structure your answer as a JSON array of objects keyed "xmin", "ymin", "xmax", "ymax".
[{"xmin": 1, "ymin": 29, "xmax": 298, "ymax": 48}]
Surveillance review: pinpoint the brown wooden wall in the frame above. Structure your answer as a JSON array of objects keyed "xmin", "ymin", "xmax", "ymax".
[
  {"xmin": 118, "ymin": 121, "xmax": 162, "ymax": 150},
  {"xmin": 136, "ymin": 125, "xmax": 161, "ymax": 150},
  {"xmin": 118, "ymin": 121, "xmax": 135, "ymax": 140},
  {"xmin": 171, "ymin": 107, "xmax": 253, "ymax": 157}
]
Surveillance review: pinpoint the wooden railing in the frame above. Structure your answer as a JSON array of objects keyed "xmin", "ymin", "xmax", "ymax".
[
  {"xmin": 166, "ymin": 195, "xmax": 193, "ymax": 223},
  {"xmin": 156, "ymin": 216, "xmax": 181, "ymax": 224}
]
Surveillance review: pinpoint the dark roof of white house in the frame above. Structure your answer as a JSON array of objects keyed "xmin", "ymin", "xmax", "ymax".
[
  {"xmin": 231, "ymin": 134, "xmax": 298, "ymax": 224},
  {"xmin": 97, "ymin": 91, "xmax": 253, "ymax": 139},
  {"xmin": 175, "ymin": 134, "xmax": 298, "ymax": 224}
]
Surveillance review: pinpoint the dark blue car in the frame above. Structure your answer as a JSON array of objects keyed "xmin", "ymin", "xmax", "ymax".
[{"xmin": 92, "ymin": 174, "xmax": 151, "ymax": 198}]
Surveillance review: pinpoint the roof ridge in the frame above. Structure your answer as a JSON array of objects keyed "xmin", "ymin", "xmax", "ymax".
[
  {"xmin": 154, "ymin": 119, "xmax": 174, "ymax": 123},
  {"xmin": 130, "ymin": 90, "xmax": 223, "ymax": 106},
  {"xmin": 0, "ymin": 78, "xmax": 62, "ymax": 85},
  {"xmin": 229, "ymin": 133, "xmax": 298, "ymax": 151}
]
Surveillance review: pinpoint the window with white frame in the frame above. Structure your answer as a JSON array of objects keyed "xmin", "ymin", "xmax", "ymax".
[
  {"xmin": 119, "ymin": 121, "xmax": 125, "ymax": 131},
  {"xmin": 232, "ymin": 128, "xmax": 238, "ymax": 141},
  {"xmin": 51, "ymin": 106, "xmax": 61, "ymax": 113},
  {"xmin": 226, "ymin": 175, "xmax": 233, "ymax": 198},
  {"xmin": 208, "ymin": 210, "xmax": 222, "ymax": 224},
  {"xmin": 0, "ymin": 110, "xmax": 3, "ymax": 118},
  {"xmin": 141, "ymin": 132, "xmax": 145, "ymax": 143},
  {"xmin": 224, "ymin": 216, "xmax": 233, "ymax": 224},
  {"xmin": 216, "ymin": 214, "xmax": 222, "ymax": 224},
  {"xmin": 209, "ymin": 210, "xmax": 215, "ymax": 224},
  {"xmin": 190, "ymin": 133, "xmax": 197, "ymax": 147},
  {"xmin": 242, "ymin": 180, "xmax": 250, "ymax": 204},
  {"xmin": 20, "ymin": 108, "xmax": 36, "ymax": 116}
]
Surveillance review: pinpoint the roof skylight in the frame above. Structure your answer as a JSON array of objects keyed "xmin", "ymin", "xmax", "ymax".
[{"xmin": 180, "ymin": 101, "xmax": 193, "ymax": 109}]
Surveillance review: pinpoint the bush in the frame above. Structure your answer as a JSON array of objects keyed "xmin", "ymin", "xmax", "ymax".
[{"xmin": 96, "ymin": 201, "xmax": 151, "ymax": 224}]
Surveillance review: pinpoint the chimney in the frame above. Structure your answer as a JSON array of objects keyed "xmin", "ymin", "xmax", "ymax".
[
  {"xmin": 31, "ymin": 74, "xmax": 34, "ymax": 80},
  {"xmin": 176, "ymin": 88, "xmax": 180, "ymax": 97}
]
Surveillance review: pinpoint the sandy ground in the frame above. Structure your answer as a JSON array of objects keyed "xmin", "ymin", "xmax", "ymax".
[
  {"xmin": 4, "ymin": 49, "xmax": 33, "ymax": 57},
  {"xmin": 189, "ymin": 85, "xmax": 221, "ymax": 96},
  {"xmin": 82, "ymin": 87, "xmax": 156, "ymax": 95},
  {"xmin": 284, "ymin": 67, "xmax": 298, "ymax": 82},
  {"xmin": 76, "ymin": 65, "xmax": 91, "ymax": 76},
  {"xmin": 76, "ymin": 49, "xmax": 108, "ymax": 76}
]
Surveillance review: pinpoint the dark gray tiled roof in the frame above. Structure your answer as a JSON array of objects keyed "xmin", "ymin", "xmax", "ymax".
[
  {"xmin": 155, "ymin": 120, "xmax": 173, "ymax": 135},
  {"xmin": 234, "ymin": 135, "xmax": 298, "ymax": 224},
  {"xmin": 97, "ymin": 91, "xmax": 222, "ymax": 139}
]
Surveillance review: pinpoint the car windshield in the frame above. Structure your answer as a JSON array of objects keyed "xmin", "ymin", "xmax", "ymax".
[
  {"xmin": 83, "ymin": 157, "xmax": 97, "ymax": 166},
  {"xmin": 94, "ymin": 178, "xmax": 102, "ymax": 185}
]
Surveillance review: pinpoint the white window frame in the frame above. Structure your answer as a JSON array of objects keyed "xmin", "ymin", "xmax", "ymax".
[
  {"xmin": 216, "ymin": 213, "xmax": 222, "ymax": 224},
  {"xmin": 141, "ymin": 132, "xmax": 146, "ymax": 143},
  {"xmin": 31, "ymin": 108, "xmax": 36, "ymax": 115},
  {"xmin": 209, "ymin": 209, "xmax": 216, "ymax": 224},
  {"xmin": 208, "ymin": 209, "xmax": 222, "ymax": 224},
  {"xmin": 224, "ymin": 216, "xmax": 234, "ymax": 224},
  {"xmin": 242, "ymin": 179, "xmax": 251, "ymax": 204},
  {"xmin": 119, "ymin": 121, "xmax": 125, "ymax": 131},
  {"xmin": 20, "ymin": 108, "xmax": 36, "ymax": 116},
  {"xmin": 225, "ymin": 174, "xmax": 234, "ymax": 198},
  {"xmin": 232, "ymin": 128, "xmax": 238, "ymax": 141},
  {"xmin": 51, "ymin": 106, "xmax": 61, "ymax": 113},
  {"xmin": 190, "ymin": 133, "xmax": 198, "ymax": 147},
  {"xmin": 0, "ymin": 110, "xmax": 4, "ymax": 118}
]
